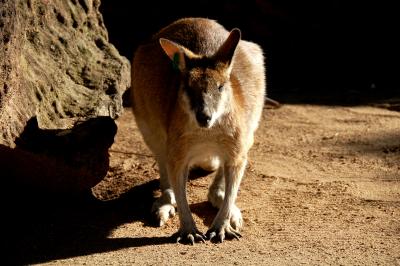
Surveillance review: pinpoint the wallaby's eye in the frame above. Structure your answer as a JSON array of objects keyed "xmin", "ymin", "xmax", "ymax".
[{"xmin": 218, "ymin": 85, "xmax": 224, "ymax": 92}]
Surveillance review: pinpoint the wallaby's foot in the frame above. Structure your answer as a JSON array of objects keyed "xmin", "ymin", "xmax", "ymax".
[
  {"xmin": 206, "ymin": 219, "xmax": 242, "ymax": 243},
  {"xmin": 174, "ymin": 227, "xmax": 206, "ymax": 245},
  {"xmin": 230, "ymin": 204, "xmax": 243, "ymax": 230},
  {"xmin": 151, "ymin": 189, "xmax": 176, "ymax": 227},
  {"xmin": 208, "ymin": 188, "xmax": 243, "ymax": 230}
]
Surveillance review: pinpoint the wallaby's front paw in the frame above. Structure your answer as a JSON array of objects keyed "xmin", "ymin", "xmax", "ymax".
[
  {"xmin": 151, "ymin": 189, "xmax": 176, "ymax": 227},
  {"xmin": 206, "ymin": 221, "xmax": 242, "ymax": 243},
  {"xmin": 153, "ymin": 203, "xmax": 175, "ymax": 227},
  {"xmin": 174, "ymin": 228, "xmax": 206, "ymax": 245},
  {"xmin": 230, "ymin": 204, "xmax": 243, "ymax": 230}
]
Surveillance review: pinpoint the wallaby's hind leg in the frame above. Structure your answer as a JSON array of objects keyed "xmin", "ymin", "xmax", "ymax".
[
  {"xmin": 151, "ymin": 158, "xmax": 176, "ymax": 227},
  {"xmin": 208, "ymin": 167, "xmax": 243, "ymax": 231}
]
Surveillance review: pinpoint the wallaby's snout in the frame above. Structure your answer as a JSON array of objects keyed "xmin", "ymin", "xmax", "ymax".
[
  {"xmin": 187, "ymin": 84, "xmax": 228, "ymax": 129},
  {"xmin": 189, "ymin": 87, "xmax": 225, "ymax": 128},
  {"xmin": 195, "ymin": 110, "xmax": 212, "ymax": 128}
]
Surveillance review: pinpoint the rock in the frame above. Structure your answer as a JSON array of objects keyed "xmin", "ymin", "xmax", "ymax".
[{"xmin": 0, "ymin": 0, "xmax": 130, "ymax": 193}]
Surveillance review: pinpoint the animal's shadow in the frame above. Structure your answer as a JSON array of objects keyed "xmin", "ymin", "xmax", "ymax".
[
  {"xmin": 6, "ymin": 176, "xmax": 221, "ymax": 265},
  {"xmin": 6, "ymin": 180, "xmax": 172, "ymax": 265}
]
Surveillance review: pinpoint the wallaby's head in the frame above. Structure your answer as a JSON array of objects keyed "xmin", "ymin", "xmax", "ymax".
[{"xmin": 159, "ymin": 29, "xmax": 241, "ymax": 128}]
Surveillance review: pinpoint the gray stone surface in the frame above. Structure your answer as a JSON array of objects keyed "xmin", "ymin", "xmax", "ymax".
[{"xmin": 0, "ymin": 0, "xmax": 130, "ymax": 192}]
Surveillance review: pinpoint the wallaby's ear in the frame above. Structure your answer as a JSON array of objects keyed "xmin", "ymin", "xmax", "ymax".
[
  {"xmin": 214, "ymin": 28, "xmax": 241, "ymax": 67},
  {"xmin": 159, "ymin": 38, "xmax": 186, "ymax": 71}
]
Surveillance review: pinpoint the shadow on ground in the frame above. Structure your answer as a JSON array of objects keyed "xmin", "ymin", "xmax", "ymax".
[
  {"xmin": 6, "ymin": 179, "xmax": 174, "ymax": 265},
  {"xmin": 5, "ymin": 153, "xmax": 224, "ymax": 265}
]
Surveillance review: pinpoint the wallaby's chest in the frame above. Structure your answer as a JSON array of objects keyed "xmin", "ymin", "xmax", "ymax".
[{"xmin": 169, "ymin": 126, "xmax": 241, "ymax": 162}]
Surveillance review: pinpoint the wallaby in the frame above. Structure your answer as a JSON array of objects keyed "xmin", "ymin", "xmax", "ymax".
[{"xmin": 131, "ymin": 18, "xmax": 265, "ymax": 244}]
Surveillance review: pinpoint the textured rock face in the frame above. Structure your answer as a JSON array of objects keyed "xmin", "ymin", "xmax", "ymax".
[{"xmin": 0, "ymin": 0, "xmax": 130, "ymax": 193}]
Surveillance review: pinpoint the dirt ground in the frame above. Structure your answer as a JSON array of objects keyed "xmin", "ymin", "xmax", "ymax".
[{"xmin": 10, "ymin": 103, "xmax": 400, "ymax": 265}]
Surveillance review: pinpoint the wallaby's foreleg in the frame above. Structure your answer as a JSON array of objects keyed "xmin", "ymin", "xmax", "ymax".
[
  {"xmin": 207, "ymin": 157, "xmax": 247, "ymax": 242},
  {"xmin": 208, "ymin": 167, "xmax": 243, "ymax": 231},
  {"xmin": 169, "ymin": 164, "xmax": 206, "ymax": 245},
  {"xmin": 151, "ymin": 158, "xmax": 176, "ymax": 226}
]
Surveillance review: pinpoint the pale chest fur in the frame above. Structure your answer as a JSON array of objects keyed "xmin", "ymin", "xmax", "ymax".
[{"xmin": 166, "ymin": 111, "xmax": 246, "ymax": 171}]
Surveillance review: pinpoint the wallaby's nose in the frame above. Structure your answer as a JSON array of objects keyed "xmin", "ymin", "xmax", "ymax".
[{"xmin": 196, "ymin": 112, "xmax": 211, "ymax": 127}]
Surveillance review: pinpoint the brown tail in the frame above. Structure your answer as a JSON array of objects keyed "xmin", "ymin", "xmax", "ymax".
[{"xmin": 265, "ymin": 97, "xmax": 281, "ymax": 108}]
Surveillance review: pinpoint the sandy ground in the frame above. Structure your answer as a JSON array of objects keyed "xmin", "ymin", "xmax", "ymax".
[{"xmin": 10, "ymin": 104, "xmax": 400, "ymax": 265}]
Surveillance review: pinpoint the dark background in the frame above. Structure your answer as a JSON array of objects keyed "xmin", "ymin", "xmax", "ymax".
[{"xmin": 100, "ymin": 0, "xmax": 399, "ymax": 104}]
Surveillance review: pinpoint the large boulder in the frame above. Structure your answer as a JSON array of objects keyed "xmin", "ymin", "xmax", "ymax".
[{"xmin": 0, "ymin": 0, "xmax": 130, "ymax": 193}]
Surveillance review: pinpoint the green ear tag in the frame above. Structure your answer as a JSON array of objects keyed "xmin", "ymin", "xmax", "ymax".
[{"xmin": 172, "ymin": 52, "xmax": 180, "ymax": 71}]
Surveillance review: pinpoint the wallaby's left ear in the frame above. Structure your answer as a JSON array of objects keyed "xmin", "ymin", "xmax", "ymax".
[
  {"xmin": 159, "ymin": 38, "xmax": 186, "ymax": 71},
  {"xmin": 214, "ymin": 28, "xmax": 241, "ymax": 66}
]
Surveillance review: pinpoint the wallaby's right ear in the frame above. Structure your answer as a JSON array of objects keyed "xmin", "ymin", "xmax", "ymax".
[
  {"xmin": 214, "ymin": 28, "xmax": 241, "ymax": 68},
  {"xmin": 159, "ymin": 38, "xmax": 186, "ymax": 71}
]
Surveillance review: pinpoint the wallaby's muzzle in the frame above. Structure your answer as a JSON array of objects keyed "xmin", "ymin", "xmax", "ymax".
[{"xmin": 195, "ymin": 111, "xmax": 212, "ymax": 128}]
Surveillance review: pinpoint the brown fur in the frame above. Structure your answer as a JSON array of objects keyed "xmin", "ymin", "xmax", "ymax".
[{"xmin": 131, "ymin": 17, "xmax": 265, "ymax": 244}]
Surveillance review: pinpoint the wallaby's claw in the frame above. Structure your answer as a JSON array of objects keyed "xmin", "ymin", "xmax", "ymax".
[
  {"xmin": 206, "ymin": 224, "xmax": 242, "ymax": 243},
  {"xmin": 174, "ymin": 229, "xmax": 206, "ymax": 245}
]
